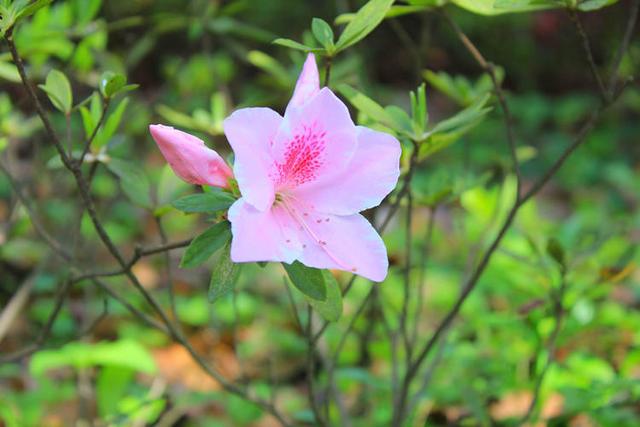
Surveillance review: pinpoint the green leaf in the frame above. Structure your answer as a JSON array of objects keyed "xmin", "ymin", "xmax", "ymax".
[
  {"xmin": 94, "ymin": 97, "xmax": 128, "ymax": 149},
  {"xmin": 172, "ymin": 191, "xmax": 236, "ymax": 213},
  {"xmin": 335, "ymin": 0, "xmax": 394, "ymax": 52},
  {"xmin": 455, "ymin": 0, "xmax": 559, "ymax": 14},
  {"xmin": 577, "ymin": 0, "xmax": 619, "ymax": 10},
  {"xmin": 546, "ymin": 237, "xmax": 566, "ymax": 268},
  {"xmin": 0, "ymin": 137, "xmax": 7, "ymax": 153},
  {"xmin": 337, "ymin": 84, "xmax": 393, "ymax": 125},
  {"xmin": 99, "ymin": 71, "xmax": 127, "ymax": 98},
  {"xmin": 38, "ymin": 69, "xmax": 72, "ymax": 114},
  {"xmin": 208, "ymin": 242, "xmax": 241, "ymax": 303},
  {"xmin": 272, "ymin": 38, "xmax": 320, "ymax": 52},
  {"xmin": 283, "ymin": 261, "xmax": 327, "ymax": 301},
  {"xmin": 311, "ymin": 18, "xmax": 334, "ymax": 51},
  {"xmin": 106, "ymin": 158, "xmax": 152, "ymax": 209},
  {"xmin": 0, "ymin": 60, "xmax": 20, "ymax": 82},
  {"xmin": 15, "ymin": 0, "xmax": 52, "ymax": 20},
  {"xmin": 180, "ymin": 221, "xmax": 232, "ymax": 268},
  {"xmin": 303, "ymin": 271, "xmax": 343, "ymax": 321},
  {"xmin": 30, "ymin": 340, "xmax": 157, "ymax": 377}
]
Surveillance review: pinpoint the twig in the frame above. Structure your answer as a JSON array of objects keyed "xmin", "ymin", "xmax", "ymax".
[
  {"xmin": 323, "ymin": 56, "xmax": 333, "ymax": 87},
  {"xmin": 568, "ymin": 9, "xmax": 608, "ymax": 101},
  {"xmin": 154, "ymin": 216, "xmax": 179, "ymax": 324},
  {"xmin": 607, "ymin": 0, "xmax": 640, "ymax": 96},
  {"xmin": 520, "ymin": 272, "xmax": 568, "ymax": 425}
]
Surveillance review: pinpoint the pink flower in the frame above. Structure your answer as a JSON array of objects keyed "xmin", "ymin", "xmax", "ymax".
[
  {"xmin": 149, "ymin": 124, "xmax": 233, "ymax": 188},
  {"xmin": 224, "ymin": 54, "xmax": 401, "ymax": 281}
]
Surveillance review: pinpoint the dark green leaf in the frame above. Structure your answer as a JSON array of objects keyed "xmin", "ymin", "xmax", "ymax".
[
  {"xmin": 208, "ymin": 242, "xmax": 241, "ymax": 303},
  {"xmin": 546, "ymin": 237, "xmax": 566, "ymax": 268},
  {"xmin": 283, "ymin": 261, "xmax": 327, "ymax": 301},
  {"xmin": 94, "ymin": 97, "xmax": 128, "ymax": 149},
  {"xmin": 303, "ymin": 271, "xmax": 343, "ymax": 321},
  {"xmin": 180, "ymin": 221, "xmax": 231, "ymax": 268},
  {"xmin": 172, "ymin": 192, "xmax": 236, "ymax": 213}
]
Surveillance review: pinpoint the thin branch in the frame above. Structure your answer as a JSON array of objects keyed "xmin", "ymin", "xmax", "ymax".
[
  {"xmin": 568, "ymin": 9, "xmax": 608, "ymax": 101},
  {"xmin": 0, "ymin": 280, "xmax": 71, "ymax": 363},
  {"xmin": 154, "ymin": 216, "xmax": 179, "ymax": 324},
  {"xmin": 323, "ymin": 56, "xmax": 333, "ymax": 87},
  {"xmin": 520, "ymin": 272, "xmax": 568, "ymax": 425},
  {"xmin": 607, "ymin": 0, "xmax": 640, "ymax": 95}
]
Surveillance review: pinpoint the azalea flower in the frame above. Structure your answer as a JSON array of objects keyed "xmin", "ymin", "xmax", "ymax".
[{"xmin": 150, "ymin": 54, "xmax": 400, "ymax": 281}]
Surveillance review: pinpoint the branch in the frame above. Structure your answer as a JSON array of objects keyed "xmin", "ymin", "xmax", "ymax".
[{"xmin": 568, "ymin": 9, "xmax": 608, "ymax": 101}]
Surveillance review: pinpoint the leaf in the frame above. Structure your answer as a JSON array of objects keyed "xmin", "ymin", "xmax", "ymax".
[
  {"xmin": 0, "ymin": 60, "xmax": 20, "ymax": 82},
  {"xmin": 283, "ymin": 261, "xmax": 327, "ymax": 301},
  {"xmin": 15, "ymin": 0, "xmax": 52, "ymax": 20},
  {"xmin": 272, "ymin": 38, "xmax": 320, "ymax": 52},
  {"xmin": 208, "ymin": 242, "xmax": 241, "ymax": 303},
  {"xmin": 311, "ymin": 17, "xmax": 334, "ymax": 51},
  {"xmin": 172, "ymin": 191, "xmax": 236, "ymax": 213},
  {"xmin": 94, "ymin": 97, "xmax": 128, "ymax": 149},
  {"xmin": 38, "ymin": 69, "xmax": 72, "ymax": 114},
  {"xmin": 337, "ymin": 84, "xmax": 393, "ymax": 124},
  {"xmin": 29, "ymin": 340, "xmax": 157, "ymax": 377},
  {"xmin": 335, "ymin": 0, "xmax": 394, "ymax": 52},
  {"xmin": 106, "ymin": 158, "xmax": 152, "ymax": 209},
  {"xmin": 546, "ymin": 238, "xmax": 566, "ymax": 268},
  {"xmin": 577, "ymin": 0, "xmax": 619, "ymax": 10},
  {"xmin": 99, "ymin": 71, "xmax": 127, "ymax": 98},
  {"xmin": 180, "ymin": 221, "xmax": 231, "ymax": 268},
  {"xmin": 335, "ymin": 4, "xmax": 435, "ymax": 24},
  {"xmin": 455, "ymin": 0, "xmax": 559, "ymax": 14},
  {"xmin": 303, "ymin": 271, "xmax": 343, "ymax": 321}
]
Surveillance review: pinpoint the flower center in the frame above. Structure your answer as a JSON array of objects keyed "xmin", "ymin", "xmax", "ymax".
[{"xmin": 272, "ymin": 123, "xmax": 326, "ymax": 189}]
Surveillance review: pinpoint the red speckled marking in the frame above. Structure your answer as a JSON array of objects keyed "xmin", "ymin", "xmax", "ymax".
[{"xmin": 273, "ymin": 123, "xmax": 326, "ymax": 188}]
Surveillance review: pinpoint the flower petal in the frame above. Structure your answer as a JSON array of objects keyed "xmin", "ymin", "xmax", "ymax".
[
  {"xmin": 286, "ymin": 53, "xmax": 320, "ymax": 113},
  {"xmin": 292, "ymin": 126, "xmax": 401, "ymax": 215},
  {"xmin": 292, "ymin": 209, "xmax": 389, "ymax": 282},
  {"xmin": 271, "ymin": 88, "xmax": 357, "ymax": 190},
  {"xmin": 228, "ymin": 198, "xmax": 302, "ymax": 264},
  {"xmin": 223, "ymin": 108, "xmax": 283, "ymax": 211},
  {"xmin": 149, "ymin": 124, "xmax": 233, "ymax": 188}
]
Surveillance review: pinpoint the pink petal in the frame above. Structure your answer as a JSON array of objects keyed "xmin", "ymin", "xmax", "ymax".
[
  {"xmin": 223, "ymin": 108, "xmax": 283, "ymax": 211},
  {"xmin": 228, "ymin": 198, "xmax": 302, "ymax": 263},
  {"xmin": 289, "ymin": 206, "xmax": 389, "ymax": 282},
  {"xmin": 286, "ymin": 53, "xmax": 320, "ymax": 112},
  {"xmin": 149, "ymin": 124, "xmax": 233, "ymax": 188},
  {"xmin": 271, "ymin": 88, "xmax": 357, "ymax": 191},
  {"xmin": 292, "ymin": 126, "xmax": 401, "ymax": 215}
]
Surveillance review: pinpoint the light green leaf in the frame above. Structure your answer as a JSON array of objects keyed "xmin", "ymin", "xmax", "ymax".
[
  {"xmin": 180, "ymin": 221, "xmax": 231, "ymax": 268},
  {"xmin": 283, "ymin": 261, "xmax": 327, "ymax": 301},
  {"xmin": 15, "ymin": 0, "xmax": 52, "ymax": 20},
  {"xmin": 172, "ymin": 191, "xmax": 236, "ymax": 213},
  {"xmin": 311, "ymin": 17, "xmax": 334, "ymax": 51},
  {"xmin": 273, "ymin": 38, "xmax": 321, "ymax": 52},
  {"xmin": 456, "ymin": 0, "xmax": 558, "ymax": 14},
  {"xmin": 577, "ymin": 0, "xmax": 619, "ymax": 10},
  {"xmin": 335, "ymin": 0, "xmax": 394, "ymax": 52},
  {"xmin": 30, "ymin": 340, "xmax": 157, "ymax": 377},
  {"xmin": 106, "ymin": 158, "xmax": 152, "ymax": 209},
  {"xmin": 337, "ymin": 84, "xmax": 393, "ymax": 125},
  {"xmin": 208, "ymin": 242, "xmax": 241, "ymax": 303},
  {"xmin": 38, "ymin": 69, "xmax": 72, "ymax": 114},
  {"xmin": 94, "ymin": 97, "xmax": 128, "ymax": 149},
  {"xmin": 0, "ymin": 60, "xmax": 20, "ymax": 82}
]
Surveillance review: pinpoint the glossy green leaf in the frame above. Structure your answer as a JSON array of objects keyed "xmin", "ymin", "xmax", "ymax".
[
  {"xmin": 273, "ymin": 38, "xmax": 320, "ymax": 52},
  {"xmin": 283, "ymin": 261, "xmax": 327, "ymax": 301},
  {"xmin": 172, "ymin": 191, "xmax": 236, "ymax": 213},
  {"xmin": 99, "ymin": 71, "xmax": 127, "ymax": 98},
  {"xmin": 180, "ymin": 221, "xmax": 231, "ymax": 268}
]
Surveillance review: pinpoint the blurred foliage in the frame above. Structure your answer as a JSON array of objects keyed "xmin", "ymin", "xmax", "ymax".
[{"xmin": 0, "ymin": 0, "xmax": 639, "ymax": 426}]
